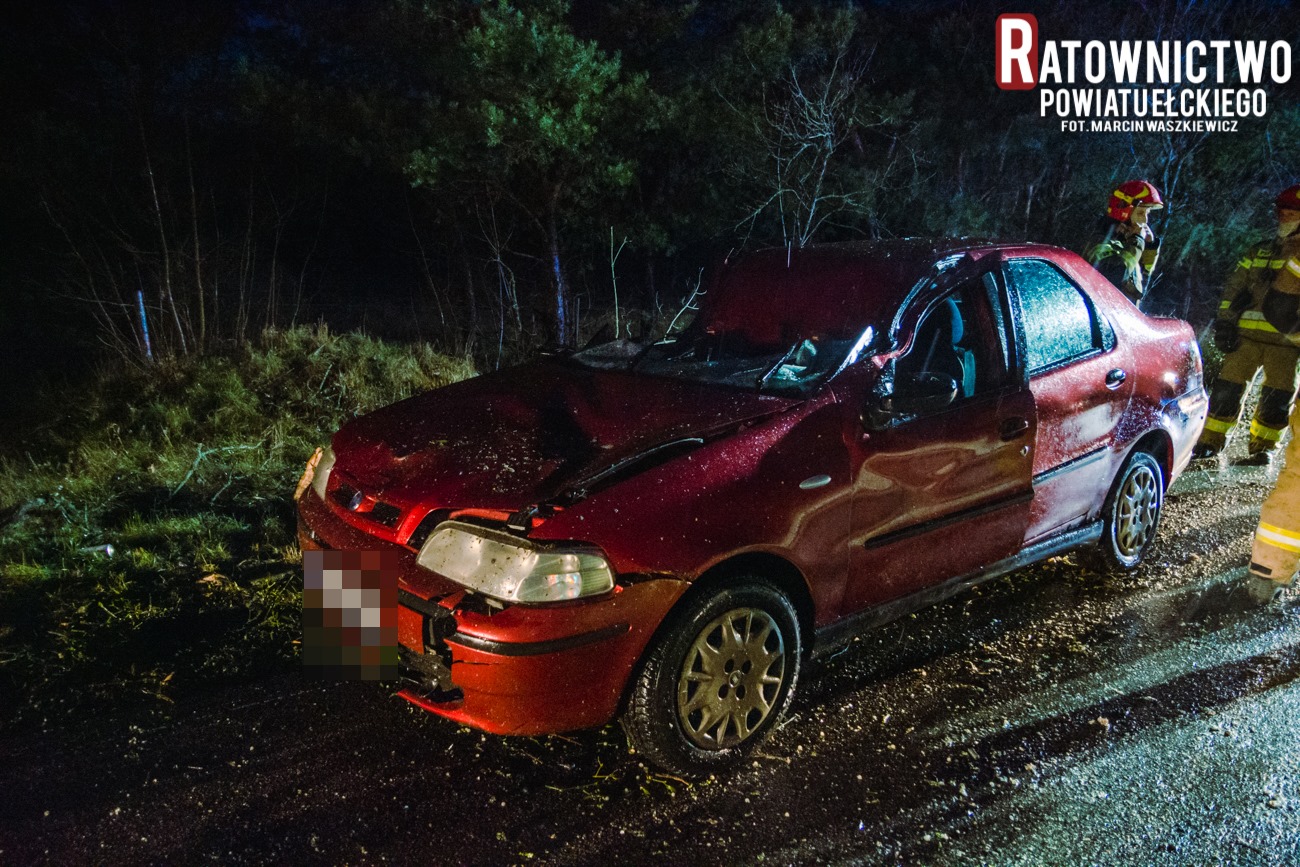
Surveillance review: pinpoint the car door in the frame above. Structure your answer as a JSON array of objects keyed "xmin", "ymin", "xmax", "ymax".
[
  {"xmin": 1002, "ymin": 257, "xmax": 1135, "ymax": 543},
  {"xmin": 838, "ymin": 261, "xmax": 1036, "ymax": 613}
]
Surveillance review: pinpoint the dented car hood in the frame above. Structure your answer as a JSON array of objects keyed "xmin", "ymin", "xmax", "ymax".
[{"xmin": 330, "ymin": 359, "xmax": 800, "ymax": 511}]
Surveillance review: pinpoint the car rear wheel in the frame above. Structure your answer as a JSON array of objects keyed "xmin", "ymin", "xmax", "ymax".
[
  {"xmin": 622, "ymin": 581, "xmax": 801, "ymax": 776},
  {"xmin": 1081, "ymin": 450, "xmax": 1164, "ymax": 574}
]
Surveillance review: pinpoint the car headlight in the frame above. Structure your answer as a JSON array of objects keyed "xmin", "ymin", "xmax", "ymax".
[{"xmin": 416, "ymin": 521, "xmax": 615, "ymax": 604}]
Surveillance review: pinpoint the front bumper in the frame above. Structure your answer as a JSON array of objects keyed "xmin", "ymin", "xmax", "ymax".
[{"xmin": 297, "ymin": 489, "xmax": 687, "ymax": 735}]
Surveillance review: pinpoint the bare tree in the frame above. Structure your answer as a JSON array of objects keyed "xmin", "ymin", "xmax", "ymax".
[{"xmin": 735, "ymin": 39, "xmax": 903, "ymax": 250}]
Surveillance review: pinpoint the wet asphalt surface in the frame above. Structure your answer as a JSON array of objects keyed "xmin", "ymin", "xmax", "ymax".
[{"xmin": 2, "ymin": 458, "xmax": 1299, "ymax": 866}]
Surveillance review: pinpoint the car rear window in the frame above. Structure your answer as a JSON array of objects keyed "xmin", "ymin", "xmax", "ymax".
[{"xmin": 1004, "ymin": 258, "xmax": 1110, "ymax": 373}]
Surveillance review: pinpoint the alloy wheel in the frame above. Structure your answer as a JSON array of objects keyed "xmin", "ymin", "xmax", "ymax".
[
  {"xmin": 676, "ymin": 607, "xmax": 786, "ymax": 749},
  {"xmin": 1115, "ymin": 463, "xmax": 1160, "ymax": 558}
]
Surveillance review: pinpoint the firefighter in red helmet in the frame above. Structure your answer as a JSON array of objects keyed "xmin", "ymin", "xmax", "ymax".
[
  {"xmin": 1193, "ymin": 184, "xmax": 1300, "ymax": 465},
  {"xmin": 1245, "ymin": 183, "xmax": 1300, "ymax": 602},
  {"xmin": 1087, "ymin": 179, "xmax": 1163, "ymax": 303}
]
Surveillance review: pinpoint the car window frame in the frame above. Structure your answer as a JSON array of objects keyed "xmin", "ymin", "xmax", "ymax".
[
  {"xmin": 877, "ymin": 264, "xmax": 1022, "ymax": 424},
  {"xmin": 975, "ymin": 266, "xmax": 1024, "ymax": 389}
]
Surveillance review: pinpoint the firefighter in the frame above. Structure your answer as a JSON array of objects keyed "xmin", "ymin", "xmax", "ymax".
[
  {"xmin": 1246, "ymin": 189, "xmax": 1300, "ymax": 603},
  {"xmin": 1193, "ymin": 185, "xmax": 1300, "ymax": 465},
  {"xmin": 1087, "ymin": 179, "xmax": 1163, "ymax": 303}
]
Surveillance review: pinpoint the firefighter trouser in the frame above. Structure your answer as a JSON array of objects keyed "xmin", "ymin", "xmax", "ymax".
[
  {"xmin": 1250, "ymin": 399, "xmax": 1300, "ymax": 586},
  {"xmin": 1196, "ymin": 339, "xmax": 1299, "ymax": 455}
]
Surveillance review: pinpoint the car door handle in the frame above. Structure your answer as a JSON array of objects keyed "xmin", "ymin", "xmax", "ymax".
[
  {"xmin": 1105, "ymin": 368, "xmax": 1127, "ymax": 389},
  {"xmin": 1000, "ymin": 417, "xmax": 1030, "ymax": 440}
]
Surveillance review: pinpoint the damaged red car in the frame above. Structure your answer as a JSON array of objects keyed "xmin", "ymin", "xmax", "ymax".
[{"xmin": 296, "ymin": 240, "xmax": 1207, "ymax": 774}]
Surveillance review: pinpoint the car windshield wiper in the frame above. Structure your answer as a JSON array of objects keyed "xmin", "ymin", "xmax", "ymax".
[
  {"xmin": 755, "ymin": 341, "xmax": 803, "ymax": 392},
  {"xmin": 627, "ymin": 339, "xmax": 663, "ymax": 372}
]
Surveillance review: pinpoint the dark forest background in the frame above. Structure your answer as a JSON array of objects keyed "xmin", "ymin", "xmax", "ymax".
[{"xmin": 4, "ymin": 0, "xmax": 1300, "ymax": 419}]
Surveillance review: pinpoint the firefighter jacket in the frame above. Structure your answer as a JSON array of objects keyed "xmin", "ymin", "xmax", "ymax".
[
  {"xmin": 1218, "ymin": 234, "xmax": 1300, "ymax": 347},
  {"xmin": 1088, "ymin": 219, "xmax": 1159, "ymax": 302}
]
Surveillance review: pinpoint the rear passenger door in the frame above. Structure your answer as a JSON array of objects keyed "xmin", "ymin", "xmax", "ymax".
[{"xmin": 1004, "ymin": 257, "xmax": 1135, "ymax": 542}]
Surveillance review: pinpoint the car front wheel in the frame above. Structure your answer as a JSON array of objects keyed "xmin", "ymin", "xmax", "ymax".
[
  {"xmin": 1082, "ymin": 449, "xmax": 1164, "ymax": 574},
  {"xmin": 622, "ymin": 581, "xmax": 801, "ymax": 775}
]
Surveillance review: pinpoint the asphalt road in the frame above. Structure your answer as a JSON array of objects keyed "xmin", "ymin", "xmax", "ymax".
[{"xmin": 2, "ymin": 458, "xmax": 1298, "ymax": 866}]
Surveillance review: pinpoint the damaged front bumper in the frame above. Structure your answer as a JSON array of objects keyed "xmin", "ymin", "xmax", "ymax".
[{"xmin": 297, "ymin": 486, "xmax": 687, "ymax": 735}]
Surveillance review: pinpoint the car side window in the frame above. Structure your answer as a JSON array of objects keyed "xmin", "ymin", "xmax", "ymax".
[
  {"xmin": 895, "ymin": 274, "xmax": 1010, "ymax": 403},
  {"xmin": 1004, "ymin": 258, "xmax": 1112, "ymax": 374}
]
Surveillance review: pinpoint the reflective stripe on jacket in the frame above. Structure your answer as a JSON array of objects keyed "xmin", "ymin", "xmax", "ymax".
[{"xmin": 1221, "ymin": 235, "xmax": 1300, "ymax": 347}]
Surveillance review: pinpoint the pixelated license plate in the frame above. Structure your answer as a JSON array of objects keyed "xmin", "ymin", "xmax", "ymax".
[{"xmin": 302, "ymin": 549, "xmax": 399, "ymax": 680}]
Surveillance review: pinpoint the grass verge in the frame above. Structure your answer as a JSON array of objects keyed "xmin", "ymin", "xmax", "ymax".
[{"xmin": 0, "ymin": 326, "xmax": 474, "ymax": 726}]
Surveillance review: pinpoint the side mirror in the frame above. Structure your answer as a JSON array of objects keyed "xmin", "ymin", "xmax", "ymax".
[
  {"xmin": 863, "ymin": 372, "xmax": 958, "ymax": 429},
  {"xmin": 863, "ymin": 381, "xmax": 896, "ymax": 430}
]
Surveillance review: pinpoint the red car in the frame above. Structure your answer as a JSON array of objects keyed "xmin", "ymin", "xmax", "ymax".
[{"xmin": 296, "ymin": 240, "xmax": 1207, "ymax": 774}]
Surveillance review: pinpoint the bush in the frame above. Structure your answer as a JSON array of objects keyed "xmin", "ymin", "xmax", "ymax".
[{"xmin": 0, "ymin": 326, "xmax": 475, "ymax": 725}]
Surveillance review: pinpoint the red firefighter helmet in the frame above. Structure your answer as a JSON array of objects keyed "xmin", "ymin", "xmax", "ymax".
[
  {"xmin": 1275, "ymin": 184, "xmax": 1300, "ymax": 211},
  {"xmin": 1106, "ymin": 180, "xmax": 1164, "ymax": 222}
]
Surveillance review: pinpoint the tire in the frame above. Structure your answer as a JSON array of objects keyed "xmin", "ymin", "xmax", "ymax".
[
  {"xmin": 1080, "ymin": 450, "xmax": 1164, "ymax": 574},
  {"xmin": 621, "ymin": 581, "xmax": 801, "ymax": 776}
]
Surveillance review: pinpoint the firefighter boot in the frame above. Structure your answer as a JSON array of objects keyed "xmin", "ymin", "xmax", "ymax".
[{"xmin": 1244, "ymin": 573, "xmax": 1288, "ymax": 605}]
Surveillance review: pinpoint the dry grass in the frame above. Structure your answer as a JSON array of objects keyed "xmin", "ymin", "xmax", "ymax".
[{"xmin": 0, "ymin": 326, "xmax": 474, "ymax": 725}]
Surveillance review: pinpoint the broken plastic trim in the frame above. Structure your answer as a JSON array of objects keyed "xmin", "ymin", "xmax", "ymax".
[
  {"xmin": 397, "ymin": 589, "xmax": 462, "ymax": 702},
  {"xmin": 399, "ymin": 646, "xmax": 462, "ymax": 704},
  {"xmin": 506, "ymin": 504, "xmax": 544, "ymax": 533}
]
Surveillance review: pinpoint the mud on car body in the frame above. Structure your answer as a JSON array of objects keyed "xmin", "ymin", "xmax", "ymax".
[{"xmin": 296, "ymin": 239, "xmax": 1207, "ymax": 775}]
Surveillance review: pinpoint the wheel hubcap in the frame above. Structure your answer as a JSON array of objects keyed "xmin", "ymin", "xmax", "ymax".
[
  {"xmin": 677, "ymin": 607, "xmax": 786, "ymax": 749},
  {"xmin": 1115, "ymin": 464, "xmax": 1160, "ymax": 558}
]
